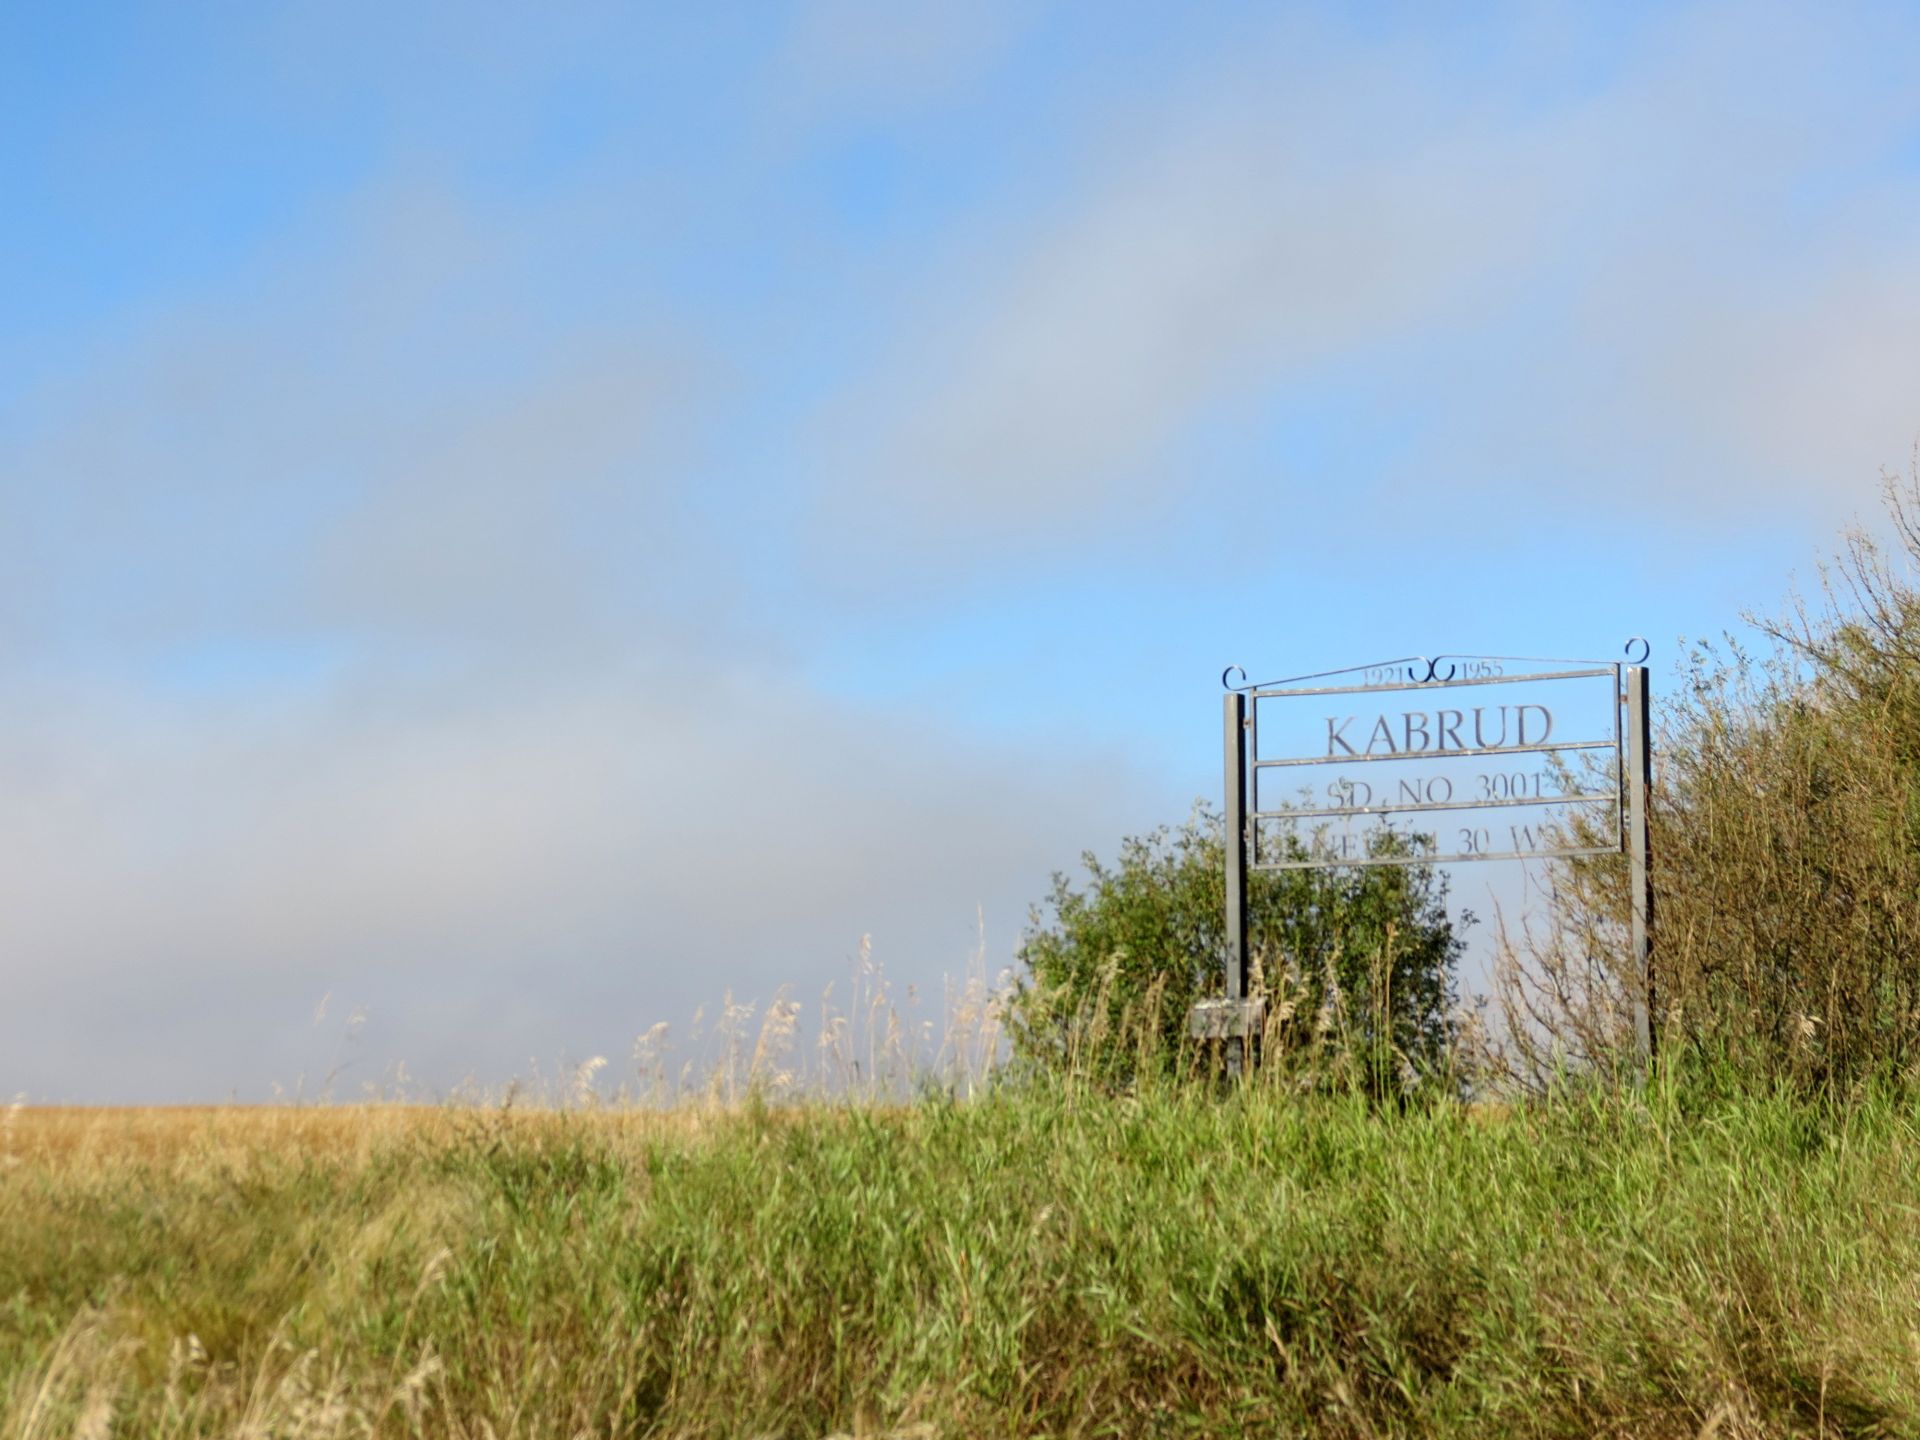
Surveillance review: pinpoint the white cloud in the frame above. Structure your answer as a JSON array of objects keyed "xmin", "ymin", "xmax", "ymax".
[
  {"xmin": 3, "ymin": 177, "xmax": 716, "ymax": 669},
  {"xmin": 820, "ymin": 52, "xmax": 1552, "ymax": 541},
  {"xmin": 813, "ymin": 2, "xmax": 1920, "ymax": 564}
]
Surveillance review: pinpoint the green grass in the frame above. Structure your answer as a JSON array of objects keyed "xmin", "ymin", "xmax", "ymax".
[{"xmin": 5, "ymin": 1082, "xmax": 1919, "ymax": 1437}]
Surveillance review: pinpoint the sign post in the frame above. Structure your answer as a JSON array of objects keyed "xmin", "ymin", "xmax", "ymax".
[
  {"xmin": 1626, "ymin": 663, "xmax": 1655, "ymax": 1065},
  {"xmin": 1201, "ymin": 644, "xmax": 1655, "ymax": 1072},
  {"xmin": 1223, "ymin": 689, "xmax": 1249, "ymax": 1003}
]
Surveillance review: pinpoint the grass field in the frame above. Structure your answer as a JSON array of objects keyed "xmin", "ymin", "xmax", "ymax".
[{"xmin": 5, "ymin": 1081, "xmax": 1920, "ymax": 1439}]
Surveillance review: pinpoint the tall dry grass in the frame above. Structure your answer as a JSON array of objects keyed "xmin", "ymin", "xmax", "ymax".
[
  {"xmin": 9, "ymin": 1079, "xmax": 1920, "ymax": 1438},
  {"xmin": 1496, "ymin": 461, "xmax": 1920, "ymax": 1096}
]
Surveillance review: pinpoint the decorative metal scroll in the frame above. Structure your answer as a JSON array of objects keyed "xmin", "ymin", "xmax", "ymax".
[{"xmin": 1222, "ymin": 642, "xmax": 1648, "ymax": 871}]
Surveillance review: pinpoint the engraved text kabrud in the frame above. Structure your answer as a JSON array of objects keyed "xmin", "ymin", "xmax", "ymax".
[{"xmin": 1324, "ymin": 704, "xmax": 1554, "ymax": 757}]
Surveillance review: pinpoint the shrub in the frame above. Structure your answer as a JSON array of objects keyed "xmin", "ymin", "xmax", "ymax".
[{"xmin": 1011, "ymin": 805, "xmax": 1467, "ymax": 1090}]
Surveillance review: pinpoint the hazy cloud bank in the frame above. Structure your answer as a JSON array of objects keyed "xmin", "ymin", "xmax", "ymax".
[{"xmin": 0, "ymin": 665, "xmax": 1158, "ymax": 1100}]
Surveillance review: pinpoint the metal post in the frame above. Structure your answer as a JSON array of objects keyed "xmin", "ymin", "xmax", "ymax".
[
  {"xmin": 1223, "ymin": 690, "xmax": 1250, "ymax": 1002},
  {"xmin": 1626, "ymin": 665, "xmax": 1655, "ymax": 1067}
]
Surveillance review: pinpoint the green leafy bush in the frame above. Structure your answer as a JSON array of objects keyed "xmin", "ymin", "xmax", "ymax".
[{"xmin": 1011, "ymin": 805, "xmax": 1468, "ymax": 1089}]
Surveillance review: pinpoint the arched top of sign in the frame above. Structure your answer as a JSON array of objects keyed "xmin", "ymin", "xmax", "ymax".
[{"xmin": 1222, "ymin": 639, "xmax": 1651, "ymax": 695}]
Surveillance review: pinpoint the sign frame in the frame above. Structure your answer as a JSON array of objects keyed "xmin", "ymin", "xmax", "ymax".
[{"xmin": 1207, "ymin": 643, "xmax": 1656, "ymax": 1068}]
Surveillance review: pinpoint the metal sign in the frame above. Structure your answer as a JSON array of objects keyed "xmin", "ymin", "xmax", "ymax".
[{"xmin": 1207, "ymin": 642, "xmax": 1656, "ymax": 1065}]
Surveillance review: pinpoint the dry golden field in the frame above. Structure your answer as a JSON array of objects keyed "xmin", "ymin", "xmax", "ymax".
[{"xmin": 2, "ymin": 1104, "xmax": 744, "ymax": 1171}]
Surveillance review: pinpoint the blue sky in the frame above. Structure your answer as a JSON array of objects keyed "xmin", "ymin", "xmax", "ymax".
[{"xmin": 5, "ymin": 2, "xmax": 1919, "ymax": 1100}]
